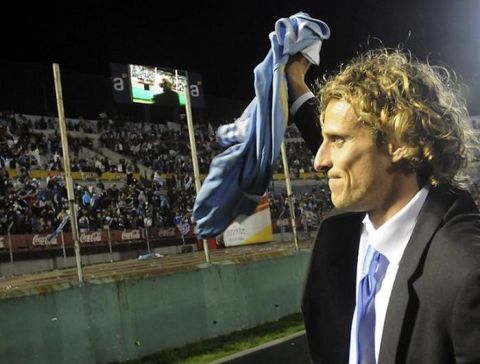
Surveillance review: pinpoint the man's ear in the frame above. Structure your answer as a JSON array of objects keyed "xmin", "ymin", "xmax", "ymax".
[{"xmin": 388, "ymin": 143, "xmax": 408, "ymax": 163}]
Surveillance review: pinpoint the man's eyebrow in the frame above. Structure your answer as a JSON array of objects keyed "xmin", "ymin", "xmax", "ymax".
[{"xmin": 322, "ymin": 130, "xmax": 348, "ymax": 138}]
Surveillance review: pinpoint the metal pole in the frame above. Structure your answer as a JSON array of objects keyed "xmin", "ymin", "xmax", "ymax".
[
  {"xmin": 7, "ymin": 222, "xmax": 14, "ymax": 265},
  {"xmin": 280, "ymin": 142, "xmax": 299, "ymax": 251},
  {"xmin": 303, "ymin": 212, "xmax": 309, "ymax": 238},
  {"xmin": 184, "ymin": 71, "xmax": 210, "ymax": 263},
  {"xmin": 144, "ymin": 227, "xmax": 151, "ymax": 253},
  {"xmin": 176, "ymin": 229, "xmax": 186, "ymax": 254},
  {"xmin": 180, "ymin": 230, "xmax": 186, "ymax": 246},
  {"xmin": 107, "ymin": 219, "xmax": 113, "ymax": 263},
  {"xmin": 61, "ymin": 230, "xmax": 67, "ymax": 266},
  {"xmin": 52, "ymin": 63, "xmax": 83, "ymax": 283}
]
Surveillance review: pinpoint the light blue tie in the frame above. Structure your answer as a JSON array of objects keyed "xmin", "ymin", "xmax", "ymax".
[{"xmin": 357, "ymin": 245, "xmax": 389, "ymax": 364}]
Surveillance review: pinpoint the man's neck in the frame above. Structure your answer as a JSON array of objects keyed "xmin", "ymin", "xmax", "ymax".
[{"xmin": 368, "ymin": 178, "xmax": 421, "ymax": 229}]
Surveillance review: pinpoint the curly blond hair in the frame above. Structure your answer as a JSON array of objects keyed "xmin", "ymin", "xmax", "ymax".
[{"xmin": 318, "ymin": 48, "xmax": 475, "ymax": 186}]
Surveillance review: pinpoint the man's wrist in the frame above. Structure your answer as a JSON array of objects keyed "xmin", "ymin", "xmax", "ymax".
[
  {"xmin": 288, "ymin": 79, "xmax": 311, "ymax": 99},
  {"xmin": 290, "ymin": 91, "xmax": 315, "ymax": 116}
]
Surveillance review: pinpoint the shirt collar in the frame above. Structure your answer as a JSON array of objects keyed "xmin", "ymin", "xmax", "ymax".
[{"xmin": 362, "ymin": 187, "xmax": 429, "ymax": 266}]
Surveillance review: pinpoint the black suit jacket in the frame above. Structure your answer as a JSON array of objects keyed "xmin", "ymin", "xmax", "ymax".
[
  {"xmin": 154, "ymin": 89, "xmax": 179, "ymax": 107},
  {"xmin": 293, "ymin": 100, "xmax": 480, "ymax": 363}
]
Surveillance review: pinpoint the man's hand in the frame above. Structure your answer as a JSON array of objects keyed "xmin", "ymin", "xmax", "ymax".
[{"xmin": 286, "ymin": 54, "xmax": 312, "ymax": 100}]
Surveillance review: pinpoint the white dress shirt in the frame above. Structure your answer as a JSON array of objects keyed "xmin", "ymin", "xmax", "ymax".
[
  {"xmin": 290, "ymin": 91, "xmax": 315, "ymax": 115},
  {"xmin": 348, "ymin": 187, "xmax": 429, "ymax": 363}
]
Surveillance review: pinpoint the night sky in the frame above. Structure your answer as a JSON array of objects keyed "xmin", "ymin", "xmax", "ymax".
[{"xmin": 3, "ymin": 0, "xmax": 480, "ymax": 113}]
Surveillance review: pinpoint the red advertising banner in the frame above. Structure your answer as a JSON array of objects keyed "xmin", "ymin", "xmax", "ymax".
[
  {"xmin": 0, "ymin": 228, "xmax": 180, "ymax": 252},
  {"xmin": 0, "ymin": 224, "xmax": 199, "ymax": 254}
]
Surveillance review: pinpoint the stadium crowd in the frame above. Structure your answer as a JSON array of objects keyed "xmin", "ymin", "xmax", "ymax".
[
  {"xmin": 2, "ymin": 108, "xmax": 479, "ymax": 237},
  {"xmin": 0, "ymin": 110, "xmax": 331, "ymax": 236}
]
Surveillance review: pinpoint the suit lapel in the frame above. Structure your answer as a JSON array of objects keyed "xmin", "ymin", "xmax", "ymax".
[
  {"xmin": 325, "ymin": 213, "xmax": 363, "ymax": 358},
  {"xmin": 379, "ymin": 187, "xmax": 451, "ymax": 363}
]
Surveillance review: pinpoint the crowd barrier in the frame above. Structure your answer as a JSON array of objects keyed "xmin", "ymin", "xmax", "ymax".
[
  {"xmin": 271, "ymin": 217, "xmax": 309, "ymax": 233},
  {"xmin": 0, "ymin": 218, "xmax": 318, "ymax": 260},
  {"xmin": 0, "ymin": 225, "xmax": 196, "ymax": 254}
]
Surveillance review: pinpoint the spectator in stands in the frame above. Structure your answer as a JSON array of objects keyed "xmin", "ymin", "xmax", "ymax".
[
  {"xmin": 94, "ymin": 158, "xmax": 104, "ymax": 177},
  {"xmin": 0, "ymin": 167, "xmax": 9, "ymax": 195},
  {"xmin": 78, "ymin": 213, "xmax": 90, "ymax": 233},
  {"xmin": 82, "ymin": 189, "xmax": 91, "ymax": 207}
]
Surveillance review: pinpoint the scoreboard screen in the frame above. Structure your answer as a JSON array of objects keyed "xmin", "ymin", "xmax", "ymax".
[{"xmin": 110, "ymin": 63, "xmax": 205, "ymax": 108}]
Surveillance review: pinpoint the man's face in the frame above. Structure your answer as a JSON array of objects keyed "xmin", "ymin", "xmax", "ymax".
[{"xmin": 314, "ymin": 99, "xmax": 394, "ymax": 213}]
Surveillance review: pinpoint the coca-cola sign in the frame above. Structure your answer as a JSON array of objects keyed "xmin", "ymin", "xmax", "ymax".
[
  {"xmin": 80, "ymin": 232, "xmax": 103, "ymax": 244},
  {"xmin": 32, "ymin": 234, "xmax": 58, "ymax": 246},
  {"xmin": 121, "ymin": 230, "xmax": 141, "ymax": 241}
]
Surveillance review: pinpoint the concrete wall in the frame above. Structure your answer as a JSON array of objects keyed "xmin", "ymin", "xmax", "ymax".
[{"xmin": 0, "ymin": 250, "xmax": 311, "ymax": 364}]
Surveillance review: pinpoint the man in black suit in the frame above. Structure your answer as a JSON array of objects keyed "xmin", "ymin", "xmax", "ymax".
[
  {"xmin": 286, "ymin": 50, "xmax": 480, "ymax": 363},
  {"xmin": 153, "ymin": 79, "xmax": 180, "ymax": 121}
]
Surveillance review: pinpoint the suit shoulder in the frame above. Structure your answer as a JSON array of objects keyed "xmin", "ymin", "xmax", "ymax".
[
  {"xmin": 437, "ymin": 212, "xmax": 480, "ymax": 265},
  {"xmin": 427, "ymin": 189, "xmax": 480, "ymax": 275},
  {"xmin": 314, "ymin": 210, "xmax": 364, "ymax": 246}
]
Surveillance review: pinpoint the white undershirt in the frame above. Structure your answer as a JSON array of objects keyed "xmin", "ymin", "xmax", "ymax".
[
  {"xmin": 348, "ymin": 187, "xmax": 429, "ymax": 364},
  {"xmin": 290, "ymin": 91, "xmax": 315, "ymax": 115}
]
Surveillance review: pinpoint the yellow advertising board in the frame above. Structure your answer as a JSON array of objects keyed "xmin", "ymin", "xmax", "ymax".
[
  {"xmin": 223, "ymin": 196, "xmax": 273, "ymax": 247},
  {"xmin": 6, "ymin": 169, "xmax": 140, "ymax": 182}
]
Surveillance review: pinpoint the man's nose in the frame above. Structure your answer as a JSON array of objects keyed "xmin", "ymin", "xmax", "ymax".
[{"xmin": 313, "ymin": 142, "xmax": 332, "ymax": 172}]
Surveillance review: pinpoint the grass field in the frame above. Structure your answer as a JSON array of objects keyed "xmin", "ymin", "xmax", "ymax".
[{"xmin": 123, "ymin": 313, "xmax": 305, "ymax": 364}]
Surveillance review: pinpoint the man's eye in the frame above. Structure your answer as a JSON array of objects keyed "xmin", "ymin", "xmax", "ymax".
[{"xmin": 331, "ymin": 136, "xmax": 345, "ymax": 145}]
